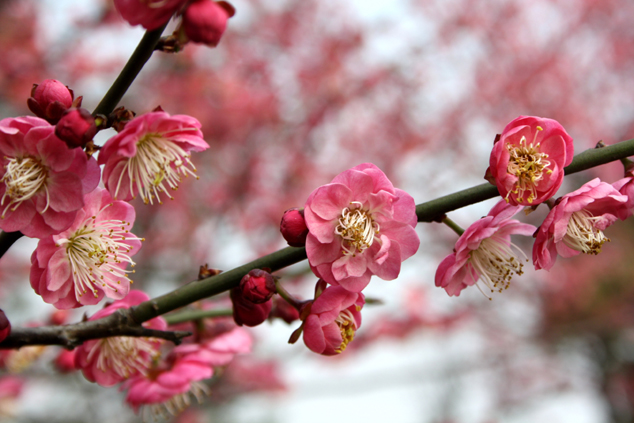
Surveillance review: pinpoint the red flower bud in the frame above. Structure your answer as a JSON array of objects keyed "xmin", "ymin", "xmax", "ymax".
[
  {"xmin": 280, "ymin": 208, "xmax": 308, "ymax": 247},
  {"xmin": 180, "ymin": 0, "xmax": 234, "ymax": 47},
  {"xmin": 0, "ymin": 309, "xmax": 11, "ymax": 343},
  {"xmin": 55, "ymin": 108, "xmax": 97, "ymax": 149},
  {"xmin": 27, "ymin": 79, "xmax": 76, "ymax": 124},
  {"xmin": 240, "ymin": 269, "xmax": 276, "ymax": 304},
  {"xmin": 230, "ymin": 287, "xmax": 272, "ymax": 327}
]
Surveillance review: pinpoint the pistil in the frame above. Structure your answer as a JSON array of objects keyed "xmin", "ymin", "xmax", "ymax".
[
  {"xmin": 562, "ymin": 209, "xmax": 609, "ymax": 254},
  {"xmin": 506, "ymin": 127, "xmax": 551, "ymax": 203},
  {"xmin": 334, "ymin": 202, "xmax": 379, "ymax": 256},
  {"xmin": 1, "ymin": 156, "xmax": 49, "ymax": 217}
]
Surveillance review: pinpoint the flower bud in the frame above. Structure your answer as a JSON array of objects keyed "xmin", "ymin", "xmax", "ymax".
[
  {"xmin": 179, "ymin": 0, "xmax": 235, "ymax": 47},
  {"xmin": 0, "ymin": 310, "xmax": 11, "ymax": 343},
  {"xmin": 55, "ymin": 107, "xmax": 97, "ymax": 149},
  {"xmin": 230, "ymin": 287, "xmax": 272, "ymax": 327},
  {"xmin": 269, "ymin": 296, "xmax": 300, "ymax": 324},
  {"xmin": 27, "ymin": 79, "xmax": 77, "ymax": 124},
  {"xmin": 280, "ymin": 208, "xmax": 308, "ymax": 247},
  {"xmin": 240, "ymin": 269, "xmax": 276, "ymax": 304}
]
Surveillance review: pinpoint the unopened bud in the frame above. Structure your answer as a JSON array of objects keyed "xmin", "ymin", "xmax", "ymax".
[
  {"xmin": 55, "ymin": 108, "xmax": 97, "ymax": 149},
  {"xmin": 230, "ymin": 287, "xmax": 272, "ymax": 327},
  {"xmin": 27, "ymin": 79, "xmax": 77, "ymax": 124},
  {"xmin": 0, "ymin": 309, "xmax": 11, "ymax": 343},
  {"xmin": 280, "ymin": 208, "xmax": 308, "ymax": 247},
  {"xmin": 269, "ymin": 296, "xmax": 300, "ymax": 324},
  {"xmin": 179, "ymin": 0, "xmax": 235, "ymax": 47},
  {"xmin": 240, "ymin": 269, "xmax": 276, "ymax": 304}
]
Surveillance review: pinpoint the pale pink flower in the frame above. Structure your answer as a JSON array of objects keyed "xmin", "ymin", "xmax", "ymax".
[
  {"xmin": 30, "ymin": 187, "xmax": 142, "ymax": 309},
  {"xmin": 0, "ymin": 116, "xmax": 99, "ymax": 237},
  {"xmin": 486, "ymin": 116, "xmax": 574, "ymax": 206},
  {"xmin": 304, "ymin": 163, "xmax": 420, "ymax": 292},
  {"xmin": 98, "ymin": 111, "xmax": 209, "ymax": 205},
  {"xmin": 113, "ymin": 0, "xmax": 187, "ymax": 30},
  {"xmin": 74, "ymin": 290, "xmax": 166, "ymax": 387},
  {"xmin": 533, "ymin": 178, "xmax": 628, "ymax": 271},
  {"xmin": 302, "ymin": 283, "xmax": 365, "ymax": 356},
  {"xmin": 124, "ymin": 327, "xmax": 251, "ymax": 419},
  {"xmin": 435, "ymin": 200, "xmax": 536, "ymax": 297}
]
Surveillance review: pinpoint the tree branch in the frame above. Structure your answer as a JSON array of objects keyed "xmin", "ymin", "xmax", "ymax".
[
  {"xmin": 2, "ymin": 138, "xmax": 634, "ymax": 347},
  {"xmin": 92, "ymin": 23, "xmax": 168, "ymax": 117},
  {"xmin": 0, "ymin": 308, "xmax": 190, "ymax": 349}
]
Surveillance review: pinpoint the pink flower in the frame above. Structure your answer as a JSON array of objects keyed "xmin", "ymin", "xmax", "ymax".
[
  {"xmin": 98, "ymin": 111, "xmax": 209, "ymax": 205},
  {"xmin": 533, "ymin": 178, "xmax": 628, "ymax": 271},
  {"xmin": 611, "ymin": 176, "xmax": 634, "ymax": 220},
  {"xmin": 113, "ymin": 0, "xmax": 187, "ymax": 30},
  {"xmin": 124, "ymin": 327, "xmax": 250, "ymax": 418},
  {"xmin": 486, "ymin": 116, "xmax": 574, "ymax": 206},
  {"xmin": 74, "ymin": 290, "xmax": 166, "ymax": 387},
  {"xmin": 0, "ymin": 116, "xmax": 99, "ymax": 237},
  {"xmin": 304, "ymin": 163, "xmax": 420, "ymax": 292},
  {"xmin": 302, "ymin": 283, "xmax": 365, "ymax": 355},
  {"xmin": 435, "ymin": 200, "xmax": 536, "ymax": 297},
  {"xmin": 30, "ymin": 187, "xmax": 143, "ymax": 309},
  {"xmin": 55, "ymin": 108, "xmax": 97, "ymax": 149},
  {"xmin": 179, "ymin": 0, "xmax": 235, "ymax": 47}
]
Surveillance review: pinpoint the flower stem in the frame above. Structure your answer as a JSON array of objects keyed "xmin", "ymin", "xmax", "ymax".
[
  {"xmin": 275, "ymin": 280, "xmax": 303, "ymax": 311},
  {"xmin": 92, "ymin": 23, "xmax": 168, "ymax": 118},
  {"xmin": 442, "ymin": 216, "xmax": 465, "ymax": 236},
  {"xmin": 163, "ymin": 308, "xmax": 233, "ymax": 325}
]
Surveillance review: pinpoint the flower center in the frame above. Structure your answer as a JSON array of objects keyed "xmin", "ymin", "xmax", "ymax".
[
  {"xmin": 89, "ymin": 336, "xmax": 161, "ymax": 379},
  {"xmin": 469, "ymin": 235, "xmax": 528, "ymax": 297},
  {"xmin": 55, "ymin": 203, "xmax": 142, "ymax": 300},
  {"xmin": 505, "ymin": 126, "xmax": 551, "ymax": 204},
  {"xmin": 0, "ymin": 156, "xmax": 49, "ymax": 217},
  {"xmin": 334, "ymin": 309, "xmax": 357, "ymax": 354},
  {"xmin": 114, "ymin": 132, "xmax": 199, "ymax": 205},
  {"xmin": 562, "ymin": 209, "xmax": 609, "ymax": 255},
  {"xmin": 334, "ymin": 202, "xmax": 379, "ymax": 256},
  {"xmin": 4, "ymin": 346, "xmax": 47, "ymax": 373}
]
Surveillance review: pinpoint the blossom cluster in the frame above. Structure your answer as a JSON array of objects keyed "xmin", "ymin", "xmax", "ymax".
[{"xmin": 436, "ymin": 116, "xmax": 632, "ymax": 298}]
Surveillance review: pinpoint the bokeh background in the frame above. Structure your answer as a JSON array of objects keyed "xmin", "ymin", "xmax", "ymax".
[{"xmin": 1, "ymin": 0, "xmax": 634, "ymax": 422}]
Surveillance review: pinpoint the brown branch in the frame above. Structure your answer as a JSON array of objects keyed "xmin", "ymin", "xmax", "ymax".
[{"xmin": 0, "ymin": 308, "xmax": 190, "ymax": 349}]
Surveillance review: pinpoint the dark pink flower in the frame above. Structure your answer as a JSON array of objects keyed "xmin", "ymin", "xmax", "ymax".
[
  {"xmin": 27, "ymin": 79, "xmax": 75, "ymax": 124},
  {"xmin": 304, "ymin": 163, "xmax": 419, "ymax": 292},
  {"xmin": 239, "ymin": 269, "xmax": 276, "ymax": 304},
  {"xmin": 0, "ymin": 116, "xmax": 99, "ymax": 237},
  {"xmin": 0, "ymin": 310, "xmax": 9, "ymax": 343},
  {"xmin": 74, "ymin": 290, "xmax": 166, "ymax": 387},
  {"xmin": 98, "ymin": 111, "xmax": 209, "ymax": 205},
  {"xmin": 230, "ymin": 286, "xmax": 272, "ymax": 327},
  {"xmin": 302, "ymin": 284, "xmax": 364, "ymax": 356},
  {"xmin": 280, "ymin": 207, "xmax": 309, "ymax": 247},
  {"xmin": 435, "ymin": 200, "xmax": 536, "ymax": 297},
  {"xmin": 533, "ymin": 178, "xmax": 628, "ymax": 271},
  {"xmin": 486, "ymin": 116, "xmax": 574, "ymax": 206},
  {"xmin": 180, "ymin": 0, "xmax": 234, "ymax": 47},
  {"xmin": 113, "ymin": 0, "xmax": 187, "ymax": 30},
  {"xmin": 55, "ymin": 108, "xmax": 96, "ymax": 149},
  {"xmin": 30, "ymin": 188, "xmax": 143, "ymax": 309}
]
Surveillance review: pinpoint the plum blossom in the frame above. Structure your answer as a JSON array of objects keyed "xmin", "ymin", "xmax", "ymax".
[
  {"xmin": 30, "ymin": 188, "xmax": 142, "ymax": 309},
  {"xmin": 124, "ymin": 327, "xmax": 251, "ymax": 419},
  {"xmin": 113, "ymin": 0, "xmax": 188, "ymax": 30},
  {"xmin": 533, "ymin": 178, "xmax": 628, "ymax": 271},
  {"xmin": 304, "ymin": 163, "xmax": 420, "ymax": 292},
  {"xmin": 302, "ymin": 283, "xmax": 364, "ymax": 355},
  {"xmin": 179, "ymin": 0, "xmax": 235, "ymax": 47},
  {"xmin": 0, "ymin": 117, "xmax": 99, "ymax": 237},
  {"xmin": 27, "ymin": 79, "xmax": 75, "ymax": 124},
  {"xmin": 74, "ymin": 291, "xmax": 166, "ymax": 387},
  {"xmin": 435, "ymin": 200, "xmax": 536, "ymax": 297},
  {"xmin": 611, "ymin": 176, "xmax": 634, "ymax": 220},
  {"xmin": 486, "ymin": 116, "xmax": 574, "ymax": 206},
  {"xmin": 98, "ymin": 111, "xmax": 209, "ymax": 205}
]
